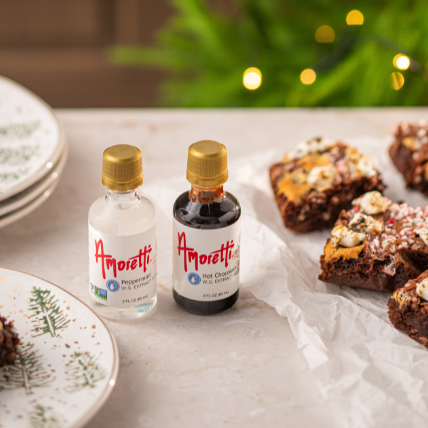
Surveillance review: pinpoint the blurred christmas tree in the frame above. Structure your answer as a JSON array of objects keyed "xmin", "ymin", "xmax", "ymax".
[{"xmin": 110, "ymin": 0, "xmax": 428, "ymax": 107}]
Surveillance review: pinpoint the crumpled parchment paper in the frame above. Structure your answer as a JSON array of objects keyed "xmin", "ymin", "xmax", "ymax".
[{"xmin": 143, "ymin": 136, "xmax": 428, "ymax": 428}]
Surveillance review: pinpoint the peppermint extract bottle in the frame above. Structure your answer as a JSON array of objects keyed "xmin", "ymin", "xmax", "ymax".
[
  {"xmin": 172, "ymin": 140, "xmax": 241, "ymax": 315},
  {"xmin": 88, "ymin": 145, "xmax": 157, "ymax": 320}
]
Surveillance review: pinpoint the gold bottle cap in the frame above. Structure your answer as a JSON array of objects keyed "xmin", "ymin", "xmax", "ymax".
[
  {"xmin": 102, "ymin": 145, "xmax": 143, "ymax": 191},
  {"xmin": 186, "ymin": 140, "xmax": 228, "ymax": 187}
]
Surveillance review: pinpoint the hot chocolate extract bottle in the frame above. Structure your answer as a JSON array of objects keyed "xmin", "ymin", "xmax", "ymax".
[
  {"xmin": 172, "ymin": 140, "xmax": 241, "ymax": 315},
  {"xmin": 88, "ymin": 145, "xmax": 157, "ymax": 320}
]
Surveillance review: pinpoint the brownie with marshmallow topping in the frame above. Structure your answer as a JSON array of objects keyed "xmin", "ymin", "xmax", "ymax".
[
  {"xmin": 388, "ymin": 271, "xmax": 428, "ymax": 348},
  {"xmin": 319, "ymin": 191, "xmax": 428, "ymax": 292},
  {"xmin": 270, "ymin": 138, "xmax": 385, "ymax": 233},
  {"xmin": 389, "ymin": 120, "xmax": 428, "ymax": 195},
  {"xmin": 0, "ymin": 316, "xmax": 20, "ymax": 367}
]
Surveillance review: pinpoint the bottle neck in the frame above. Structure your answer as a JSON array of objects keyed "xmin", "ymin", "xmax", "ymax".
[
  {"xmin": 189, "ymin": 184, "xmax": 225, "ymax": 203},
  {"xmin": 105, "ymin": 188, "xmax": 139, "ymax": 209}
]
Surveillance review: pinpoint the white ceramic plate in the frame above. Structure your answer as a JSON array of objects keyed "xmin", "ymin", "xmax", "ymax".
[
  {"xmin": 0, "ymin": 75, "xmax": 64, "ymax": 202},
  {"xmin": 0, "ymin": 268, "xmax": 119, "ymax": 428},
  {"xmin": 0, "ymin": 138, "xmax": 68, "ymax": 217},
  {"xmin": 0, "ymin": 177, "xmax": 59, "ymax": 229}
]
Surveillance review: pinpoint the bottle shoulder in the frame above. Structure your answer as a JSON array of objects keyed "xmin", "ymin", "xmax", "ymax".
[
  {"xmin": 89, "ymin": 194, "xmax": 156, "ymax": 235},
  {"xmin": 173, "ymin": 190, "xmax": 241, "ymax": 229},
  {"xmin": 89, "ymin": 194, "xmax": 155, "ymax": 213}
]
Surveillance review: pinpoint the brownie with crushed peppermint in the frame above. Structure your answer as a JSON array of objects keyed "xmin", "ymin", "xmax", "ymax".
[
  {"xmin": 388, "ymin": 271, "xmax": 428, "ymax": 348},
  {"xmin": 319, "ymin": 191, "xmax": 428, "ymax": 292},
  {"xmin": 389, "ymin": 120, "xmax": 428, "ymax": 195},
  {"xmin": 270, "ymin": 138, "xmax": 385, "ymax": 233},
  {"xmin": 0, "ymin": 316, "xmax": 20, "ymax": 367}
]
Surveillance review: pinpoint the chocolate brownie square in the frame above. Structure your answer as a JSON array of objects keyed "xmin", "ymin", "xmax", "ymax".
[
  {"xmin": 270, "ymin": 138, "xmax": 385, "ymax": 233},
  {"xmin": 319, "ymin": 191, "xmax": 428, "ymax": 292},
  {"xmin": 0, "ymin": 316, "xmax": 19, "ymax": 367},
  {"xmin": 388, "ymin": 271, "xmax": 428, "ymax": 348},
  {"xmin": 389, "ymin": 120, "xmax": 428, "ymax": 195}
]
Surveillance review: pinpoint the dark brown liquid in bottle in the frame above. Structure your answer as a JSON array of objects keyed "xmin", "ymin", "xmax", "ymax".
[{"xmin": 173, "ymin": 185, "xmax": 241, "ymax": 315}]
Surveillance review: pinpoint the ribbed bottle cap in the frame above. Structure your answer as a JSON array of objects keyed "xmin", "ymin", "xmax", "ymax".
[
  {"xmin": 102, "ymin": 145, "xmax": 143, "ymax": 191},
  {"xmin": 186, "ymin": 140, "xmax": 228, "ymax": 187}
]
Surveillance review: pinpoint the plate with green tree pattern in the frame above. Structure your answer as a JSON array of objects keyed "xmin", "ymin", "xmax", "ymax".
[
  {"xmin": 0, "ymin": 268, "xmax": 119, "ymax": 428},
  {"xmin": 0, "ymin": 76, "xmax": 65, "ymax": 202}
]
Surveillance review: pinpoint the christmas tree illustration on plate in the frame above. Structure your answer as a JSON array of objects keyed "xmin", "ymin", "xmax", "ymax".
[
  {"xmin": 29, "ymin": 286, "xmax": 70, "ymax": 337},
  {"xmin": 0, "ymin": 342, "xmax": 53, "ymax": 394},
  {"xmin": 28, "ymin": 403, "xmax": 63, "ymax": 428},
  {"xmin": 65, "ymin": 351, "xmax": 106, "ymax": 393}
]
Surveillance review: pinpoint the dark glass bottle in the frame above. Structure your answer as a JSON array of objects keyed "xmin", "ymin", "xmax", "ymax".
[
  {"xmin": 173, "ymin": 184, "xmax": 241, "ymax": 315},
  {"xmin": 172, "ymin": 140, "xmax": 241, "ymax": 315}
]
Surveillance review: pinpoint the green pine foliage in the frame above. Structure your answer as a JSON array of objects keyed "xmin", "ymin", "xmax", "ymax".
[
  {"xmin": 28, "ymin": 404, "xmax": 62, "ymax": 428},
  {"xmin": 0, "ymin": 343, "xmax": 53, "ymax": 394},
  {"xmin": 29, "ymin": 287, "xmax": 70, "ymax": 338},
  {"xmin": 110, "ymin": 0, "xmax": 428, "ymax": 107},
  {"xmin": 0, "ymin": 120, "xmax": 40, "ymax": 139},
  {"xmin": 65, "ymin": 352, "xmax": 106, "ymax": 393}
]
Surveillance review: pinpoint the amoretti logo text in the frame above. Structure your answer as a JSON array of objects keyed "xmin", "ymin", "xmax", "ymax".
[
  {"xmin": 176, "ymin": 232, "xmax": 234, "ymax": 272},
  {"xmin": 94, "ymin": 239, "xmax": 152, "ymax": 279}
]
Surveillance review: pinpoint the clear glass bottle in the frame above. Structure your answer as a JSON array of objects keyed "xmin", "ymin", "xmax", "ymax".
[
  {"xmin": 172, "ymin": 140, "xmax": 241, "ymax": 315},
  {"xmin": 88, "ymin": 145, "xmax": 157, "ymax": 320}
]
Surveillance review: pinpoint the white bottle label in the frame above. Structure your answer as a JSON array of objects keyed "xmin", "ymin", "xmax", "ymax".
[
  {"xmin": 172, "ymin": 218, "xmax": 240, "ymax": 301},
  {"xmin": 88, "ymin": 223, "xmax": 157, "ymax": 308}
]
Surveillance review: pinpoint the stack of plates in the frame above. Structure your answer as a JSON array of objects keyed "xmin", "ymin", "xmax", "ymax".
[{"xmin": 0, "ymin": 76, "xmax": 67, "ymax": 229}]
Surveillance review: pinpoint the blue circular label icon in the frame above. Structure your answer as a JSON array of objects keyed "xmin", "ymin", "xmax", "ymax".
[
  {"xmin": 106, "ymin": 279, "xmax": 120, "ymax": 292},
  {"xmin": 188, "ymin": 273, "xmax": 201, "ymax": 285}
]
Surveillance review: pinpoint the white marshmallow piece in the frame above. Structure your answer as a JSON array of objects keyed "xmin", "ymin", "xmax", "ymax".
[
  {"xmin": 356, "ymin": 155, "xmax": 377, "ymax": 177},
  {"xmin": 416, "ymin": 278, "xmax": 428, "ymax": 301},
  {"xmin": 360, "ymin": 191, "xmax": 388, "ymax": 215},
  {"xmin": 332, "ymin": 225, "xmax": 365, "ymax": 248},
  {"xmin": 306, "ymin": 164, "xmax": 336, "ymax": 191},
  {"xmin": 287, "ymin": 137, "xmax": 334, "ymax": 160},
  {"xmin": 415, "ymin": 228, "xmax": 428, "ymax": 246}
]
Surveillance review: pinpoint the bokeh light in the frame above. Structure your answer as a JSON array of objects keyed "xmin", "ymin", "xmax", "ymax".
[
  {"xmin": 393, "ymin": 54, "xmax": 410, "ymax": 70},
  {"xmin": 346, "ymin": 10, "xmax": 364, "ymax": 25},
  {"xmin": 243, "ymin": 67, "xmax": 262, "ymax": 90},
  {"xmin": 315, "ymin": 25, "xmax": 335, "ymax": 43},
  {"xmin": 390, "ymin": 72, "xmax": 404, "ymax": 90},
  {"xmin": 300, "ymin": 69, "xmax": 316, "ymax": 85}
]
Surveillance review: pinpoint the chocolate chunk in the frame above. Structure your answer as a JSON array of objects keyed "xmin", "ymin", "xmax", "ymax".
[{"xmin": 0, "ymin": 316, "xmax": 20, "ymax": 367}]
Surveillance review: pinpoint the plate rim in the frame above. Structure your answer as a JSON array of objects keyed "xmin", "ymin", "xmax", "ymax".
[
  {"xmin": 0, "ymin": 173, "xmax": 60, "ymax": 229},
  {"xmin": 0, "ymin": 266, "xmax": 120, "ymax": 428},
  {"xmin": 0, "ymin": 138, "xmax": 68, "ymax": 217},
  {"xmin": 0, "ymin": 75, "xmax": 65, "ymax": 202}
]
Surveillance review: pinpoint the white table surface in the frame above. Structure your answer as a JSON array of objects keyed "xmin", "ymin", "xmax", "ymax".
[{"xmin": 2, "ymin": 108, "xmax": 427, "ymax": 428}]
